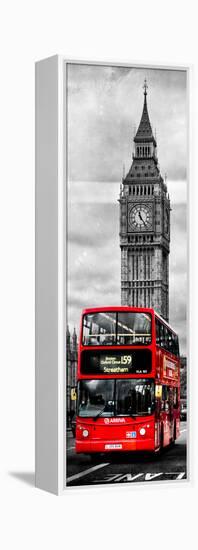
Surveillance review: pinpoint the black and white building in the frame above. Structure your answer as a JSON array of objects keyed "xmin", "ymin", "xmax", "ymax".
[{"xmin": 119, "ymin": 81, "xmax": 170, "ymax": 321}]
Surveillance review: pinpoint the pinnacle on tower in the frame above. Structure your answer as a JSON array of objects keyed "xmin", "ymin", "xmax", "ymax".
[
  {"xmin": 134, "ymin": 80, "xmax": 156, "ymax": 146},
  {"xmin": 143, "ymin": 78, "xmax": 148, "ymax": 96},
  {"xmin": 66, "ymin": 325, "xmax": 71, "ymax": 344},
  {"xmin": 72, "ymin": 327, "xmax": 77, "ymax": 351}
]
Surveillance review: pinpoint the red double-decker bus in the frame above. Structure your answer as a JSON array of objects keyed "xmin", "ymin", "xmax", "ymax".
[{"xmin": 75, "ymin": 307, "xmax": 180, "ymax": 454}]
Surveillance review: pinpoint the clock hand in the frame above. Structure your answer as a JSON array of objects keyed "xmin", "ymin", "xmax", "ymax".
[
  {"xmin": 138, "ymin": 212, "xmax": 146, "ymax": 227},
  {"xmin": 138, "ymin": 211, "xmax": 146, "ymax": 225}
]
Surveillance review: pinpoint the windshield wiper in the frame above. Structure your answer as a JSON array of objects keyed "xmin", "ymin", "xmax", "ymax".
[
  {"xmin": 128, "ymin": 412, "xmax": 151, "ymax": 417},
  {"xmin": 128, "ymin": 413, "xmax": 137, "ymax": 419},
  {"xmin": 135, "ymin": 412, "xmax": 151, "ymax": 416},
  {"xmin": 93, "ymin": 407, "xmax": 112, "ymax": 421}
]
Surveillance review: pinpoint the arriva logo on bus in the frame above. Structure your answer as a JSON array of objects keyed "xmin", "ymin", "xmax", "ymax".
[{"xmin": 104, "ymin": 418, "xmax": 126, "ymax": 424}]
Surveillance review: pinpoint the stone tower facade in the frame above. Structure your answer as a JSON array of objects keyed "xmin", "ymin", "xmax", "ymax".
[{"xmin": 119, "ymin": 81, "xmax": 170, "ymax": 321}]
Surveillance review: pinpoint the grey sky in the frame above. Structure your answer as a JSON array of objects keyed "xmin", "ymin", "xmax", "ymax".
[{"xmin": 67, "ymin": 64, "xmax": 187, "ymax": 355}]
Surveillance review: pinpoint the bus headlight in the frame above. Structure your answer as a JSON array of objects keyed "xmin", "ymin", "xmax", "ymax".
[
  {"xmin": 139, "ymin": 428, "xmax": 146, "ymax": 436},
  {"xmin": 82, "ymin": 429, "xmax": 89, "ymax": 438}
]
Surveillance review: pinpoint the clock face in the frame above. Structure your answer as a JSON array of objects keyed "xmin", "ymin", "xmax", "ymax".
[{"xmin": 128, "ymin": 204, "xmax": 153, "ymax": 231}]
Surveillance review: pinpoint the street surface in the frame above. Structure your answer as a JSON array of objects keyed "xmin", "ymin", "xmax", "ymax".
[{"xmin": 66, "ymin": 422, "xmax": 187, "ymax": 487}]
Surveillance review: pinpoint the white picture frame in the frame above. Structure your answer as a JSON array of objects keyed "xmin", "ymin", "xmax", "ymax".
[
  {"xmin": 35, "ymin": 55, "xmax": 65, "ymax": 494},
  {"xmin": 35, "ymin": 55, "xmax": 189, "ymax": 495}
]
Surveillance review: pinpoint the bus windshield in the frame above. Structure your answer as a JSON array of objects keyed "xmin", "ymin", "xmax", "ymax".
[
  {"xmin": 82, "ymin": 311, "xmax": 152, "ymax": 346},
  {"xmin": 78, "ymin": 379, "xmax": 154, "ymax": 418}
]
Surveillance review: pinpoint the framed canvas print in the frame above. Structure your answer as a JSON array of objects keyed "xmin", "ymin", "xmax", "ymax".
[{"xmin": 35, "ymin": 56, "xmax": 189, "ymax": 494}]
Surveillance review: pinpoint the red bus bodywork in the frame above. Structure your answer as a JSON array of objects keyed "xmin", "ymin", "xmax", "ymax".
[{"xmin": 75, "ymin": 307, "xmax": 180, "ymax": 454}]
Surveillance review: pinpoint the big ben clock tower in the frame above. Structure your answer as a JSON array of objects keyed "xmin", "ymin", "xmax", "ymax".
[{"xmin": 119, "ymin": 81, "xmax": 170, "ymax": 321}]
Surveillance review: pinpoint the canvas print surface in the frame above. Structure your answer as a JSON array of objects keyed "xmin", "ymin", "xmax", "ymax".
[{"xmin": 66, "ymin": 63, "xmax": 187, "ymax": 487}]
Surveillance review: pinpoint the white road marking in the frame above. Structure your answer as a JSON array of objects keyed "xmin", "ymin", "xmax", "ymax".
[
  {"xmin": 66, "ymin": 463, "xmax": 110, "ymax": 483},
  {"xmin": 145, "ymin": 473, "xmax": 163, "ymax": 481},
  {"xmin": 180, "ymin": 429, "xmax": 187, "ymax": 433},
  {"xmin": 114, "ymin": 473, "xmax": 144, "ymax": 482}
]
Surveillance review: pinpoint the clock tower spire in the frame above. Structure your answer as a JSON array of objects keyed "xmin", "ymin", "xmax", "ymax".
[
  {"xmin": 119, "ymin": 82, "xmax": 170, "ymax": 321},
  {"xmin": 133, "ymin": 80, "xmax": 157, "ymax": 162}
]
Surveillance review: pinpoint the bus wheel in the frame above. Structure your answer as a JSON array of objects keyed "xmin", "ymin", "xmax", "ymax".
[
  {"xmin": 160, "ymin": 425, "xmax": 164, "ymax": 449},
  {"xmin": 173, "ymin": 421, "xmax": 177, "ymax": 442},
  {"xmin": 169, "ymin": 422, "xmax": 176, "ymax": 446}
]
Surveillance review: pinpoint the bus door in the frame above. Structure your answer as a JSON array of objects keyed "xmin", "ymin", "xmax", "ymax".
[
  {"xmin": 162, "ymin": 386, "xmax": 172, "ymax": 446},
  {"xmin": 155, "ymin": 384, "xmax": 162, "ymax": 448}
]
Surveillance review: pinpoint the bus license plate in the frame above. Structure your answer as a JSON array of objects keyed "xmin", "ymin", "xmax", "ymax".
[
  {"xmin": 126, "ymin": 431, "xmax": 137, "ymax": 438},
  {"xmin": 105, "ymin": 444, "xmax": 122, "ymax": 450}
]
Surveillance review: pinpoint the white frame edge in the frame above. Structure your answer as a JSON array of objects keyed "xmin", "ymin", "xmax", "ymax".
[
  {"xmin": 35, "ymin": 55, "xmax": 65, "ymax": 495},
  {"xmin": 35, "ymin": 56, "xmax": 190, "ymax": 495}
]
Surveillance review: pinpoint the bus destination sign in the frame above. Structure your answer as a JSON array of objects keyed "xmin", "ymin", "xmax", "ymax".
[
  {"xmin": 100, "ymin": 354, "xmax": 132, "ymax": 374},
  {"xmin": 81, "ymin": 349, "xmax": 152, "ymax": 375}
]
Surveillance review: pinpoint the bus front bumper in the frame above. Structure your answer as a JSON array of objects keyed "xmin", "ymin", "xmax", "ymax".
[{"xmin": 76, "ymin": 438, "xmax": 155, "ymax": 453}]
